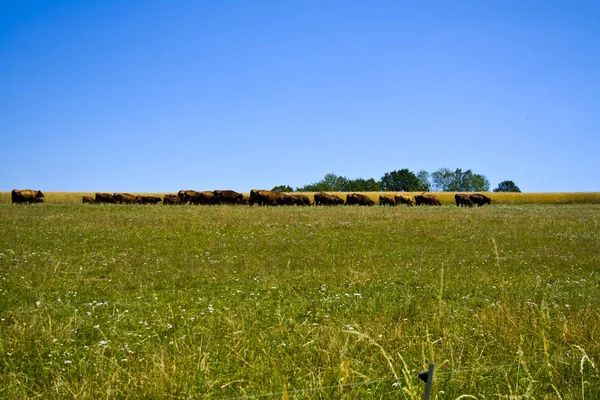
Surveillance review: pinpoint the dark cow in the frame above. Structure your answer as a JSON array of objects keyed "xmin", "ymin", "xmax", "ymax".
[
  {"xmin": 82, "ymin": 196, "xmax": 96, "ymax": 204},
  {"xmin": 469, "ymin": 193, "xmax": 492, "ymax": 207},
  {"xmin": 12, "ymin": 189, "xmax": 44, "ymax": 204},
  {"xmin": 282, "ymin": 194, "xmax": 311, "ymax": 206},
  {"xmin": 163, "ymin": 194, "xmax": 179, "ymax": 205},
  {"xmin": 293, "ymin": 194, "xmax": 312, "ymax": 206},
  {"xmin": 189, "ymin": 191, "xmax": 216, "ymax": 205},
  {"xmin": 394, "ymin": 194, "xmax": 414, "ymax": 207},
  {"xmin": 379, "ymin": 195, "xmax": 396, "ymax": 206},
  {"xmin": 213, "ymin": 190, "xmax": 244, "ymax": 205},
  {"xmin": 455, "ymin": 194, "xmax": 473, "ymax": 207},
  {"xmin": 414, "ymin": 194, "xmax": 441, "ymax": 206},
  {"xmin": 139, "ymin": 195, "xmax": 162, "ymax": 205},
  {"xmin": 249, "ymin": 190, "xmax": 283, "ymax": 206},
  {"xmin": 95, "ymin": 193, "xmax": 117, "ymax": 204},
  {"xmin": 178, "ymin": 190, "xmax": 202, "ymax": 204},
  {"xmin": 314, "ymin": 192, "xmax": 344, "ymax": 206},
  {"xmin": 114, "ymin": 193, "xmax": 138, "ymax": 204},
  {"xmin": 346, "ymin": 193, "xmax": 375, "ymax": 206}
]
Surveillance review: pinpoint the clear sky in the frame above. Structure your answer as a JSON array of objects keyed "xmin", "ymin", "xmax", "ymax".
[{"xmin": 1, "ymin": 0, "xmax": 598, "ymax": 193}]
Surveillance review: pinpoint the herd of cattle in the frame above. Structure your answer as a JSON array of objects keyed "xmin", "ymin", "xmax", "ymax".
[{"xmin": 11, "ymin": 188, "xmax": 492, "ymax": 207}]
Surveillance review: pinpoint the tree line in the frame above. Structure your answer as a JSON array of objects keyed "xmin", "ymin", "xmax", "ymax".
[{"xmin": 273, "ymin": 168, "xmax": 521, "ymax": 193}]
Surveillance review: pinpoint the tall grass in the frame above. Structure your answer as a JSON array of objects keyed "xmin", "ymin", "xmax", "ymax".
[{"xmin": 0, "ymin": 204, "xmax": 599, "ymax": 398}]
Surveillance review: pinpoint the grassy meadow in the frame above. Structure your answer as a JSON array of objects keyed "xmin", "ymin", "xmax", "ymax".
[{"xmin": 1, "ymin": 199, "xmax": 599, "ymax": 398}]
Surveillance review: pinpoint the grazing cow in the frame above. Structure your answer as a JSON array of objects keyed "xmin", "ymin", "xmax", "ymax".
[
  {"xmin": 293, "ymin": 194, "xmax": 312, "ymax": 206},
  {"xmin": 414, "ymin": 194, "xmax": 441, "ymax": 206},
  {"xmin": 95, "ymin": 193, "xmax": 117, "ymax": 204},
  {"xmin": 379, "ymin": 195, "xmax": 396, "ymax": 206},
  {"xmin": 469, "ymin": 193, "xmax": 492, "ymax": 207},
  {"xmin": 114, "ymin": 193, "xmax": 138, "ymax": 204},
  {"xmin": 394, "ymin": 194, "xmax": 414, "ymax": 207},
  {"xmin": 178, "ymin": 190, "xmax": 203, "ymax": 204},
  {"xmin": 213, "ymin": 190, "xmax": 244, "ymax": 205},
  {"xmin": 282, "ymin": 194, "xmax": 311, "ymax": 206},
  {"xmin": 314, "ymin": 192, "xmax": 344, "ymax": 206},
  {"xmin": 139, "ymin": 195, "xmax": 162, "ymax": 205},
  {"xmin": 163, "ymin": 194, "xmax": 179, "ymax": 205},
  {"xmin": 82, "ymin": 196, "xmax": 96, "ymax": 204},
  {"xmin": 12, "ymin": 189, "xmax": 44, "ymax": 204},
  {"xmin": 249, "ymin": 190, "xmax": 284, "ymax": 206},
  {"xmin": 455, "ymin": 194, "xmax": 473, "ymax": 207},
  {"xmin": 346, "ymin": 193, "xmax": 375, "ymax": 206},
  {"xmin": 189, "ymin": 191, "xmax": 216, "ymax": 205}
]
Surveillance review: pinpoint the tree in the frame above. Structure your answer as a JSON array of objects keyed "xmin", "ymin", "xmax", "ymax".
[
  {"xmin": 431, "ymin": 168, "xmax": 455, "ymax": 191},
  {"xmin": 467, "ymin": 173, "xmax": 491, "ymax": 192},
  {"xmin": 416, "ymin": 170, "xmax": 431, "ymax": 192},
  {"xmin": 494, "ymin": 180, "xmax": 521, "ymax": 192},
  {"xmin": 431, "ymin": 168, "xmax": 490, "ymax": 192},
  {"xmin": 379, "ymin": 169, "xmax": 428, "ymax": 192},
  {"xmin": 297, "ymin": 173, "xmax": 380, "ymax": 192},
  {"xmin": 297, "ymin": 173, "xmax": 349, "ymax": 192},
  {"xmin": 346, "ymin": 178, "xmax": 381, "ymax": 192},
  {"xmin": 272, "ymin": 185, "xmax": 293, "ymax": 193}
]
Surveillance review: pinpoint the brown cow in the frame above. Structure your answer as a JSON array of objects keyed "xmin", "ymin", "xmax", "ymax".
[
  {"xmin": 469, "ymin": 193, "xmax": 492, "ymax": 207},
  {"xmin": 379, "ymin": 195, "xmax": 396, "ymax": 206},
  {"xmin": 163, "ymin": 194, "xmax": 179, "ymax": 205},
  {"xmin": 282, "ymin": 194, "xmax": 311, "ymax": 206},
  {"xmin": 346, "ymin": 193, "xmax": 375, "ymax": 206},
  {"xmin": 114, "ymin": 193, "xmax": 138, "ymax": 204},
  {"xmin": 12, "ymin": 189, "xmax": 44, "ymax": 204},
  {"xmin": 455, "ymin": 194, "xmax": 473, "ymax": 207},
  {"xmin": 189, "ymin": 191, "xmax": 216, "ymax": 205},
  {"xmin": 394, "ymin": 194, "xmax": 414, "ymax": 207},
  {"xmin": 249, "ymin": 190, "xmax": 284, "ymax": 206},
  {"xmin": 95, "ymin": 193, "xmax": 117, "ymax": 204},
  {"xmin": 314, "ymin": 192, "xmax": 344, "ymax": 206},
  {"xmin": 82, "ymin": 196, "xmax": 96, "ymax": 204},
  {"xmin": 139, "ymin": 195, "xmax": 162, "ymax": 205},
  {"xmin": 178, "ymin": 190, "xmax": 202, "ymax": 204},
  {"xmin": 414, "ymin": 194, "xmax": 441, "ymax": 206},
  {"xmin": 213, "ymin": 190, "xmax": 244, "ymax": 205}
]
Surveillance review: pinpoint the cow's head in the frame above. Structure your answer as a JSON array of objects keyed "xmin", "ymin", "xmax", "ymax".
[{"xmin": 36, "ymin": 190, "xmax": 45, "ymax": 198}]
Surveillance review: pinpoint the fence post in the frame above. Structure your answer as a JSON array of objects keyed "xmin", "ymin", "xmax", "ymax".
[{"xmin": 418, "ymin": 362, "xmax": 435, "ymax": 400}]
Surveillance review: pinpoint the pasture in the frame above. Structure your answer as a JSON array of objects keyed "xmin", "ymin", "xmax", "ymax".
[{"xmin": 0, "ymin": 200, "xmax": 599, "ymax": 398}]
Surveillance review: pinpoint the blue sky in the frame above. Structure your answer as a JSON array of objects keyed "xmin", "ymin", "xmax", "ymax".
[{"xmin": 1, "ymin": 0, "xmax": 598, "ymax": 193}]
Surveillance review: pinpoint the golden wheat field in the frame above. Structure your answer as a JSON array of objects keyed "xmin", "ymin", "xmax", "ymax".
[{"xmin": 1, "ymin": 191, "xmax": 600, "ymax": 204}]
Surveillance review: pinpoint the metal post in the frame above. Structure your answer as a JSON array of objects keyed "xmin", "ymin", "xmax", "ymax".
[{"xmin": 418, "ymin": 362, "xmax": 435, "ymax": 400}]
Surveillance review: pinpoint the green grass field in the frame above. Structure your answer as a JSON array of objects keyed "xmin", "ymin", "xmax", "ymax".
[{"xmin": 1, "ymin": 202, "xmax": 599, "ymax": 398}]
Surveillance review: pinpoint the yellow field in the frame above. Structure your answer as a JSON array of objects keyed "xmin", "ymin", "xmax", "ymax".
[
  {"xmin": 1, "ymin": 191, "xmax": 600, "ymax": 204},
  {"xmin": 0, "ymin": 192, "xmax": 170, "ymax": 204},
  {"xmin": 328, "ymin": 191, "xmax": 600, "ymax": 205}
]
